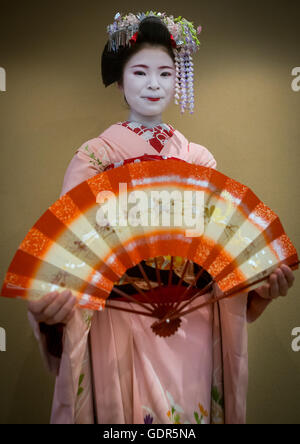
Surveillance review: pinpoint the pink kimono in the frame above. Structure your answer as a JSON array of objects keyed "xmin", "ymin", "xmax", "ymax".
[{"xmin": 27, "ymin": 122, "xmax": 272, "ymax": 424}]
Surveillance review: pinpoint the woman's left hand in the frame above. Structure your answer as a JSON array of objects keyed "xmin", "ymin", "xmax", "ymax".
[{"xmin": 254, "ymin": 264, "xmax": 295, "ymax": 300}]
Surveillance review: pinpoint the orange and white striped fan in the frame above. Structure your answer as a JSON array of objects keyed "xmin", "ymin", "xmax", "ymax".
[{"xmin": 1, "ymin": 158, "xmax": 298, "ymax": 337}]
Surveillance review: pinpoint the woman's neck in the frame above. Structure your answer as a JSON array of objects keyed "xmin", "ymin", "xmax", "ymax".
[{"xmin": 127, "ymin": 112, "xmax": 163, "ymax": 128}]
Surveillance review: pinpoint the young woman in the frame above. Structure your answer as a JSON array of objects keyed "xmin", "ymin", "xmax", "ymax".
[{"xmin": 27, "ymin": 13, "xmax": 295, "ymax": 424}]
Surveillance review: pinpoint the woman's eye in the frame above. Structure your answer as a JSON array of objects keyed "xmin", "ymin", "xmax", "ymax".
[{"xmin": 133, "ymin": 71, "xmax": 172, "ymax": 76}]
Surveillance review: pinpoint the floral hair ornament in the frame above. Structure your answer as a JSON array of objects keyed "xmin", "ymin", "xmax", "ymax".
[{"xmin": 106, "ymin": 11, "xmax": 203, "ymax": 115}]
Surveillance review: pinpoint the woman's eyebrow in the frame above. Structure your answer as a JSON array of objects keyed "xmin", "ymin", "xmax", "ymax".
[{"xmin": 130, "ymin": 64, "xmax": 175, "ymax": 70}]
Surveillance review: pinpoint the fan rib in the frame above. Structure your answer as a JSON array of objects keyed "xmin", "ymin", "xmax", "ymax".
[
  {"xmin": 173, "ymin": 266, "xmax": 207, "ymax": 311},
  {"xmin": 154, "ymin": 280, "xmax": 214, "ymax": 327},
  {"xmin": 108, "ymin": 286, "xmax": 153, "ymax": 312},
  {"xmin": 153, "ymin": 259, "xmax": 300, "ymax": 327},
  {"xmin": 154, "ymin": 257, "xmax": 162, "ymax": 287},
  {"xmin": 176, "ymin": 259, "xmax": 190, "ymax": 288},
  {"xmin": 177, "ymin": 279, "xmax": 214, "ymax": 310},
  {"xmin": 122, "ymin": 272, "xmax": 158, "ymax": 309},
  {"xmin": 168, "ymin": 256, "xmax": 174, "ymax": 286},
  {"xmin": 137, "ymin": 262, "xmax": 155, "ymax": 294},
  {"xmin": 105, "ymin": 301, "xmax": 157, "ymax": 317}
]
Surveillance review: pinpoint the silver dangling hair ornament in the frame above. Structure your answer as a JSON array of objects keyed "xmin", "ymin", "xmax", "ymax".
[{"xmin": 106, "ymin": 11, "xmax": 202, "ymax": 115}]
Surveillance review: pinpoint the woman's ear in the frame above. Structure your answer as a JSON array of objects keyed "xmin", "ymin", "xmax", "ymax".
[{"xmin": 117, "ymin": 81, "xmax": 123, "ymax": 92}]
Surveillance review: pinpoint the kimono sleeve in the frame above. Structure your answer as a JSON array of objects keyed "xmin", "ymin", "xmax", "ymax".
[
  {"xmin": 27, "ymin": 139, "xmax": 108, "ymax": 374},
  {"xmin": 188, "ymin": 142, "xmax": 217, "ymax": 170},
  {"xmin": 27, "ymin": 310, "xmax": 62, "ymax": 375},
  {"xmin": 246, "ymin": 289, "xmax": 273, "ymax": 323},
  {"xmin": 60, "ymin": 139, "xmax": 108, "ymax": 197}
]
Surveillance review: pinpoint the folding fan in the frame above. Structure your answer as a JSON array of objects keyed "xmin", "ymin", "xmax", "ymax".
[{"xmin": 1, "ymin": 157, "xmax": 299, "ymax": 337}]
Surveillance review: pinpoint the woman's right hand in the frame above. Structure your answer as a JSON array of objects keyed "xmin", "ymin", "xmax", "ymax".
[{"xmin": 27, "ymin": 290, "xmax": 77, "ymax": 326}]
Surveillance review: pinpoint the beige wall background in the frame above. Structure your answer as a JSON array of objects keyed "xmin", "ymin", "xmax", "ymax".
[{"xmin": 0, "ymin": 0, "xmax": 299, "ymax": 424}]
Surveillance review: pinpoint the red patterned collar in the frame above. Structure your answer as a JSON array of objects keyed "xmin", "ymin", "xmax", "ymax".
[{"xmin": 117, "ymin": 121, "xmax": 175, "ymax": 154}]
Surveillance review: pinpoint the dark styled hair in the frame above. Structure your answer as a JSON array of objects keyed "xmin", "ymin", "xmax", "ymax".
[{"xmin": 101, "ymin": 16, "xmax": 175, "ymax": 88}]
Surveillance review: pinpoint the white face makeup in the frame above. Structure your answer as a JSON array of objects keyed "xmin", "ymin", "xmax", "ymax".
[{"xmin": 118, "ymin": 46, "xmax": 176, "ymax": 126}]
